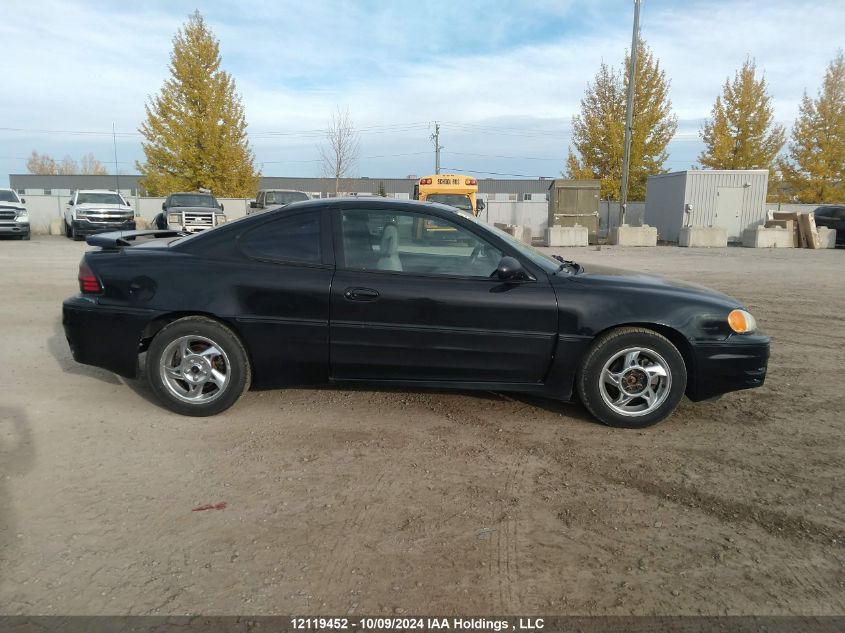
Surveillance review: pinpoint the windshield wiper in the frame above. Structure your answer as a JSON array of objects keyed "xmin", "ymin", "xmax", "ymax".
[{"xmin": 552, "ymin": 254, "xmax": 584, "ymax": 274}]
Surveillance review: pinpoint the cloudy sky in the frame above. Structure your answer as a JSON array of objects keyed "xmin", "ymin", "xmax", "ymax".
[{"xmin": 1, "ymin": 0, "xmax": 843, "ymax": 187}]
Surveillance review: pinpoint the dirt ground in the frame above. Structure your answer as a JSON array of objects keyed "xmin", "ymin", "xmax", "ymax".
[{"xmin": 0, "ymin": 236, "xmax": 843, "ymax": 617}]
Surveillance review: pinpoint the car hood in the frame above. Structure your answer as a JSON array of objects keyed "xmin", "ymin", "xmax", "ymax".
[
  {"xmin": 76, "ymin": 203, "xmax": 132, "ymax": 211},
  {"xmin": 0, "ymin": 202, "xmax": 25, "ymax": 211},
  {"xmin": 565, "ymin": 262, "xmax": 740, "ymax": 307},
  {"xmin": 167, "ymin": 206, "xmax": 219, "ymax": 213}
]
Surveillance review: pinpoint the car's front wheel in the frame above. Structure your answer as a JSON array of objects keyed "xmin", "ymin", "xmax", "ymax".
[
  {"xmin": 146, "ymin": 316, "xmax": 251, "ymax": 416},
  {"xmin": 576, "ymin": 327, "xmax": 687, "ymax": 428}
]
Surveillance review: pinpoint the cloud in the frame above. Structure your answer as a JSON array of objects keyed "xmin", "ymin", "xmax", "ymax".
[{"xmin": 1, "ymin": 0, "xmax": 842, "ymax": 185}]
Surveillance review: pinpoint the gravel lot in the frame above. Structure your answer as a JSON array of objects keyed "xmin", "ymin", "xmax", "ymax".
[{"xmin": 0, "ymin": 236, "xmax": 843, "ymax": 616}]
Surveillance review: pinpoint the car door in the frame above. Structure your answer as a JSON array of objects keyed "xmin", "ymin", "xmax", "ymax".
[
  {"xmin": 329, "ymin": 206, "xmax": 558, "ymax": 383},
  {"xmin": 232, "ymin": 208, "xmax": 335, "ymax": 385}
]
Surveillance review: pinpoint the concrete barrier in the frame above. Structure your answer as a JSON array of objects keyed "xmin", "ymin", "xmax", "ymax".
[
  {"xmin": 608, "ymin": 224, "xmax": 657, "ymax": 246},
  {"xmin": 545, "ymin": 225, "xmax": 588, "ymax": 247},
  {"xmin": 817, "ymin": 226, "xmax": 837, "ymax": 249},
  {"xmin": 678, "ymin": 226, "xmax": 727, "ymax": 248},
  {"xmin": 49, "ymin": 219, "xmax": 64, "ymax": 236},
  {"xmin": 494, "ymin": 223, "xmax": 532, "ymax": 245},
  {"xmin": 742, "ymin": 226, "xmax": 793, "ymax": 248}
]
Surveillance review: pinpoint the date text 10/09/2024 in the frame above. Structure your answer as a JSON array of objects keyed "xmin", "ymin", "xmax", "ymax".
[{"xmin": 291, "ymin": 617, "xmax": 545, "ymax": 630}]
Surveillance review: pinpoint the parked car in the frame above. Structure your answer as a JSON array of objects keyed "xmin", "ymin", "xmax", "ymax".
[
  {"xmin": 248, "ymin": 189, "xmax": 310, "ymax": 215},
  {"xmin": 812, "ymin": 205, "xmax": 845, "ymax": 246},
  {"xmin": 64, "ymin": 190, "xmax": 135, "ymax": 240},
  {"xmin": 153, "ymin": 191, "xmax": 226, "ymax": 233},
  {"xmin": 0, "ymin": 188, "xmax": 30, "ymax": 240},
  {"xmin": 62, "ymin": 198, "xmax": 769, "ymax": 427}
]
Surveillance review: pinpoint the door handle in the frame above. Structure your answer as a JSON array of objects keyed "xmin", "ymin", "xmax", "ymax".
[{"xmin": 344, "ymin": 287, "xmax": 379, "ymax": 302}]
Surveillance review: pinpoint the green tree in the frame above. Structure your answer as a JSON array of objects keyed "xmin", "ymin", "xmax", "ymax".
[
  {"xmin": 698, "ymin": 58, "xmax": 785, "ymax": 197},
  {"xmin": 779, "ymin": 50, "xmax": 845, "ymax": 203},
  {"xmin": 566, "ymin": 39, "xmax": 677, "ymax": 200},
  {"xmin": 137, "ymin": 11, "xmax": 258, "ymax": 197}
]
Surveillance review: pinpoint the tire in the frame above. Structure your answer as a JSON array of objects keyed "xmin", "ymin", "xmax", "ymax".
[
  {"xmin": 70, "ymin": 223, "xmax": 82, "ymax": 241},
  {"xmin": 64, "ymin": 220, "xmax": 71, "ymax": 238},
  {"xmin": 576, "ymin": 327, "xmax": 687, "ymax": 428},
  {"xmin": 145, "ymin": 316, "xmax": 251, "ymax": 417},
  {"xmin": 22, "ymin": 233, "xmax": 30, "ymax": 241}
]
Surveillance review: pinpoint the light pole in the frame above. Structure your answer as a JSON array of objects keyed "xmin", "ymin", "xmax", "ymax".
[{"xmin": 619, "ymin": 0, "xmax": 641, "ymax": 227}]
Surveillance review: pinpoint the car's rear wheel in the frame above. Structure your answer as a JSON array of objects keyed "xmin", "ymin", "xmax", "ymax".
[
  {"xmin": 576, "ymin": 327, "xmax": 686, "ymax": 428},
  {"xmin": 146, "ymin": 316, "xmax": 251, "ymax": 416}
]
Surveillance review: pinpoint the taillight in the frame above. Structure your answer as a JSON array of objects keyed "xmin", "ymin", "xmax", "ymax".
[
  {"xmin": 465, "ymin": 178, "xmax": 477, "ymax": 185},
  {"xmin": 78, "ymin": 260, "xmax": 103, "ymax": 294}
]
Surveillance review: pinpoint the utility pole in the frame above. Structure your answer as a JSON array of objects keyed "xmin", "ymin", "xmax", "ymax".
[
  {"xmin": 431, "ymin": 121, "xmax": 442, "ymax": 174},
  {"xmin": 619, "ymin": 0, "xmax": 640, "ymax": 227},
  {"xmin": 112, "ymin": 122, "xmax": 121, "ymax": 194}
]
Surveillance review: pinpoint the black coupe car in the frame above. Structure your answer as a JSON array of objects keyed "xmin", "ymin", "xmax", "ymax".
[
  {"xmin": 813, "ymin": 205, "xmax": 845, "ymax": 245},
  {"xmin": 62, "ymin": 198, "xmax": 769, "ymax": 428}
]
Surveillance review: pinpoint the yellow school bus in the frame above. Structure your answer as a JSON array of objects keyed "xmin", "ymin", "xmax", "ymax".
[{"xmin": 414, "ymin": 174, "xmax": 484, "ymax": 216}]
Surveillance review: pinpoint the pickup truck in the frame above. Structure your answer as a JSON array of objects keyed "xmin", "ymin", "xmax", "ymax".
[
  {"xmin": 0, "ymin": 188, "xmax": 30, "ymax": 240},
  {"xmin": 64, "ymin": 190, "xmax": 135, "ymax": 240},
  {"xmin": 247, "ymin": 189, "xmax": 310, "ymax": 215},
  {"xmin": 154, "ymin": 191, "xmax": 227, "ymax": 233}
]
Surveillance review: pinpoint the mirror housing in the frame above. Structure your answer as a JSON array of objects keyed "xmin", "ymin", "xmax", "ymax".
[
  {"xmin": 249, "ymin": 201, "xmax": 257, "ymax": 208},
  {"xmin": 20, "ymin": 197, "xmax": 26, "ymax": 204},
  {"xmin": 476, "ymin": 199, "xmax": 486, "ymax": 213},
  {"xmin": 68, "ymin": 199, "xmax": 74, "ymax": 205},
  {"xmin": 220, "ymin": 203, "xmax": 224, "ymax": 211},
  {"xmin": 496, "ymin": 256, "xmax": 530, "ymax": 281},
  {"xmin": 161, "ymin": 202, "xmax": 167, "ymax": 211}
]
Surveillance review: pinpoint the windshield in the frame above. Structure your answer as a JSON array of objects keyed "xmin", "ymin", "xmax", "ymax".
[
  {"xmin": 168, "ymin": 194, "xmax": 218, "ymax": 208},
  {"xmin": 457, "ymin": 211, "xmax": 563, "ymax": 275},
  {"xmin": 76, "ymin": 192, "xmax": 125, "ymax": 205},
  {"xmin": 426, "ymin": 193, "xmax": 473, "ymax": 212},
  {"xmin": 0, "ymin": 190, "xmax": 20, "ymax": 203},
  {"xmin": 265, "ymin": 191, "xmax": 309, "ymax": 206}
]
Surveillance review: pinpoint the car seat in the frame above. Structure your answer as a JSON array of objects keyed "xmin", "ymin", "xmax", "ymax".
[{"xmin": 377, "ymin": 222, "xmax": 402, "ymax": 271}]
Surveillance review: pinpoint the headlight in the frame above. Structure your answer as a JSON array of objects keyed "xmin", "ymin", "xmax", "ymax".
[
  {"xmin": 215, "ymin": 215, "xmax": 227, "ymax": 225},
  {"xmin": 728, "ymin": 309, "xmax": 757, "ymax": 334},
  {"xmin": 167, "ymin": 213, "xmax": 181, "ymax": 225},
  {"xmin": 16, "ymin": 211, "xmax": 29, "ymax": 222}
]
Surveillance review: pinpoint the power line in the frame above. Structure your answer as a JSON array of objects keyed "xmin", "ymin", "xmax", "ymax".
[
  {"xmin": 441, "ymin": 167, "xmax": 556, "ymax": 179},
  {"xmin": 447, "ymin": 151, "xmax": 562, "ymax": 162}
]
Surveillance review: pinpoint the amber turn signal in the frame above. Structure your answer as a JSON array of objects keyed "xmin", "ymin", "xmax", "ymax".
[{"xmin": 728, "ymin": 309, "xmax": 757, "ymax": 334}]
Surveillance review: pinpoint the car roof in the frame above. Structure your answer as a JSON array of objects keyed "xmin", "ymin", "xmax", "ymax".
[
  {"xmin": 170, "ymin": 191, "xmax": 216, "ymax": 196},
  {"xmin": 75, "ymin": 189, "xmax": 124, "ymax": 194},
  {"xmin": 268, "ymin": 196, "xmax": 462, "ymax": 215},
  {"xmin": 260, "ymin": 189, "xmax": 308, "ymax": 193}
]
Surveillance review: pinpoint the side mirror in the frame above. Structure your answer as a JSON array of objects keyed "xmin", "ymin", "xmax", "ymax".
[
  {"xmin": 249, "ymin": 201, "xmax": 257, "ymax": 208},
  {"xmin": 161, "ymin": 202, "xmax": 166, "ymax": 211},
  {"xmin": 496, "ymin": 256, "xmax": 529, "ymax": 281},
  {"xmin": 477, "ymin": 199, "xmax": 486, "ymax": 213},
  {"xmin": 220, "ymin": 203, "xmax": 224, "ymax": 211},
  {"xmin": 68, "ymin": 199, "xmax": 74, "ymax": 205}
]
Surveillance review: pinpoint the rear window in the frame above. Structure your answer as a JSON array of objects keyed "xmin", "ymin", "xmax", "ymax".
[{"xmin": 240, "ymin": 212, "xmax": 321, "ymax": 263}]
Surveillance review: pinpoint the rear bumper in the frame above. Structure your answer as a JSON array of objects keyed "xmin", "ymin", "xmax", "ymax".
[
  {"xmin": 62, "ymin": 296, "xmax": 157, "ymax": 378},
  {"xmin": 687, "ymin": 334, "xmax": 770, "ymax": 401},
  {"xmin": 72, "ymin": 219, "xmax": 136, "ymax": 236}
]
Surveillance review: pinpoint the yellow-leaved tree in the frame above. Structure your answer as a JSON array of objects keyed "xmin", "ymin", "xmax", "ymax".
[
  {"xmin": 779, "ymin": 50, "xmax": 845, "ymax": 203},
  {"xmin": 137, "ymin": 11, "xmax": 258, "ymax": 197},
  {"xmin": 566, "ymin": 39, "xmax": 677, "ymax": 201},
  {"xmin": 698, "ymin": 58, "xmax": 785, "ymax": 197}
]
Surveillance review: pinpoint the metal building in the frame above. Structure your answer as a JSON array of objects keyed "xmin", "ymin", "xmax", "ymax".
[
  {"xmin": 645, "ymin": 170, "xmax": 769, "ymax": 243},
  {"xmin": 547, "ymin": 179, "xmax": 600, "ymax": 243}
]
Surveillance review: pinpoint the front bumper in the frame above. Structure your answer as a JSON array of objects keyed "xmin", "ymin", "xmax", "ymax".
[
  {"xmin": 63, "ymin": 295, "xmax": 157, "ymax": 378},
  {"xmin": 0, "ymin": 221, "xmax": 30, "ymax": 236},
  {"xmin": 687, "ymin": 334, "xmax": 770, "ymax": 401},
  {"xmin": 72, "ymin": 218, "xmax": 136, "ymax": 236}
]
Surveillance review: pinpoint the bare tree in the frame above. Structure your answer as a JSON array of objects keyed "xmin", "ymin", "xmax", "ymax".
[
  {"xmin": 57, "ymin": 155, "xmax": 78, "ymax": 175},
  {"xmin": 80, "ymin": 153, "xmax": 108, "ymax": 175},
  {"xmin": 318, "ymin": 107, "xmax": 360, "ymax": 195},
  {"xmin": 25, "ymin": 150, "xmax": 57, "ymax": 175}
]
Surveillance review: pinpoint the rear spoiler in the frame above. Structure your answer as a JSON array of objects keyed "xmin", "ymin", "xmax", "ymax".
[{"xmin": 86, "ymin": 230, "xmax": 189, "ymax": 248}]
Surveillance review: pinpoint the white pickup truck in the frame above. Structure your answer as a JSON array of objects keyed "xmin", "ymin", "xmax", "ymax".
[
  {"xmin": 0, "ymin": 188, "xmax": 30, "ymax": 240},
  {"xmin": 64, "ymin": 190, "xmax": 136, "ymax": 240}
]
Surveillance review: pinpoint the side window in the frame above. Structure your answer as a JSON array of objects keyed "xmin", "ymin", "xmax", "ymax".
[
  {"xmin": 340, "ymin": 209, "xmax": 502, "ymax": 278},
  {"xmin": 241, "ymin": 212, "xmax": 321, "ymax": 263}
]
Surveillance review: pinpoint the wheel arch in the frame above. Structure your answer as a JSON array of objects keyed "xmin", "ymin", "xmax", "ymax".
[
  {"xmin": 582, "ymin": 322, "xmax": 696, "ymax": 397},
  {"xmin": 140, "ymin": 312, "xmax": 255, "ymax": 376}
]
